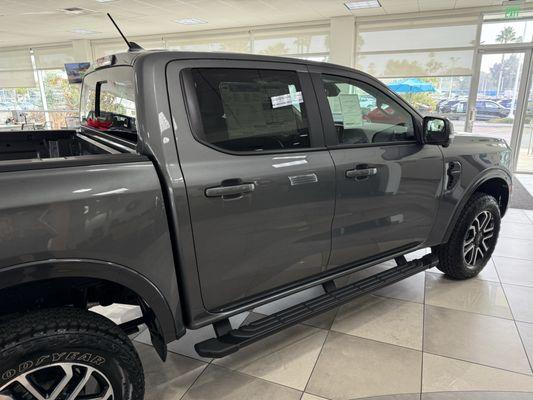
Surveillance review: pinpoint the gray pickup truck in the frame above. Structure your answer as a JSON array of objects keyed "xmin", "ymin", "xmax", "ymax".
[{"xmin": 0, "ymin": 50, "xmax": 512, "ymax": 400}]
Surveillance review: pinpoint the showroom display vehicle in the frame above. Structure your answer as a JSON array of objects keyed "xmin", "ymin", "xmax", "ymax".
[{"xmin": 0, "ymin": 50, "xmax": 512, "ymax": 400}]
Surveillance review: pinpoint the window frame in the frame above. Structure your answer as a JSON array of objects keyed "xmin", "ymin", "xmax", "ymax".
[
  {"xmin": 180, "ymin": 63, "xmax": 326, "ymax": 156},
  {"xmin": 309, "ymin": 67, "xmax": 424, "ymax": 149}
]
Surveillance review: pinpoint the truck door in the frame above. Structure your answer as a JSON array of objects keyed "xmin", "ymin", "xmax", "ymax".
[
  {"xmin": 168, "ymin": 61, "xmax": 335, "ymax": 311},
  {"xmin": 310, "ymin": 67, "xmax": 443, "ymax": 269}
]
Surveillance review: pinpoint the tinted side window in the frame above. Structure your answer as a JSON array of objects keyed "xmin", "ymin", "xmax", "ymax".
[
  {"xmin": 321, "ymin": 75, "xmax": 415, "ymax": 145},
  {"xmin": 190, "ymin": 68, "xmax": 310, "ymax": 152}
]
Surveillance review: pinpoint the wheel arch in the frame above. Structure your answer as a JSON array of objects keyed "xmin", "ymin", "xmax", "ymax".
[
  {"xmin": 442, "ymin": 169, "xmax": 511, "ymax": 244},
  {"xmin": 0, "ymin": 258, "xmax": 185, "ymax": 360}
]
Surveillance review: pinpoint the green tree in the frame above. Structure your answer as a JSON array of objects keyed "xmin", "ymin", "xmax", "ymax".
[{"xmin": 495, "ymin": 27, "xmax": 522, "ymax": 95}]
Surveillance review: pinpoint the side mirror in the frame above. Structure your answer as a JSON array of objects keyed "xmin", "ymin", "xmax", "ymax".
[{"xmin": 423, "ymin": 116, "xmax": 454, "ymax": 147}]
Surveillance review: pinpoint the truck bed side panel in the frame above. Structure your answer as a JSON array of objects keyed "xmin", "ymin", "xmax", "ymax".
[{"xmin": 0, "ymin": 160, "xmax": 181, "ymax": 339}]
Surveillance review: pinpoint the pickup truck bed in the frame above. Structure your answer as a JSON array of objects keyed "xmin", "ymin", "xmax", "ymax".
[{"xmin": 0, "ymin": 130, "xmax": 118, "ymax": 161}]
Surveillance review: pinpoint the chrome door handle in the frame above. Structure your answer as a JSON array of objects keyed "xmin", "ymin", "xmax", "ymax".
[
  {"xmin": 205, "ymin": 183, "xmax": 255, "ymax": 198},
  {"xmin": 345, "ymin": 168, "xmax": 377, "ymax": 179}
]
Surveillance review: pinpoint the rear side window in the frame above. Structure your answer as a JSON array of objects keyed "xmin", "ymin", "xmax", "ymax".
[
  {"xmin": 188, "ymin": 68, "xmax": 310, "ymax": 153},
  {"xmin": 80, "ymin": 66, "xmax": 137, "ymax": 143}
]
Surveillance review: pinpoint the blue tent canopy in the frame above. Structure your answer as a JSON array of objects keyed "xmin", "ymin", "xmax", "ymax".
[{"xmin": 387, "ymin": 78, "xmax": 436, "ymax": 94}]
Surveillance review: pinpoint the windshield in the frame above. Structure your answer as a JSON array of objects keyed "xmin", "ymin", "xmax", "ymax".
[{"xmin": 80, "ymin": 66, "xmax": 137, "ymax": 142}]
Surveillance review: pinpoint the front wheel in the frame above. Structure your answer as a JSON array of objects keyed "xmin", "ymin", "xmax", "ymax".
[
  {"xmin": 0, "ymin": 307, "xmax": 144, "ymax": 400},
  {"xmin": 433, "ymin": 192, "xmax": 501, "ymax": 279}
]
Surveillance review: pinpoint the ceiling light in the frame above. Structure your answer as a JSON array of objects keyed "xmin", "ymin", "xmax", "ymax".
[
  {"xmin": 344, "ymin": 0, "xmax": 381, "ymax": 10},
  {"xmin": 71, "ymin": 28, "xmax": 100, "ymax": 35},
  {"xmin": 95, "ymin": 0, "xmax": 117, "ymax": 2},
  {"xmin": 175, "ymin": 18, "xmax": 207, "ymax": 25}
]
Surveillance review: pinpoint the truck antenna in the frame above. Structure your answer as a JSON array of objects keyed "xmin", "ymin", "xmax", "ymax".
[{"xmin": 107, "ymin": 13, "xmax": 143, "ymax": 51}]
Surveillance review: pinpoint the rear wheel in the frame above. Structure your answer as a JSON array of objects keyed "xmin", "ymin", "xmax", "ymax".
[
  {"xmin": 434, "ymin": 192, "xmax": 500, "ymax": 279},
  {"xmin": 0, "ymin": 308, "xmax": 144, "ymax": 400}
]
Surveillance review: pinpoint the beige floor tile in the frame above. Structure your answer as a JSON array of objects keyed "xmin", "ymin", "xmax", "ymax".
[
  {"xmin": 347, "ymin": 396, "xmax": 420, "ymax": 400},
  {"xmin": 494, "ymin": 237, "xmax": 533, "ymax": 261},
  {"xmin": 182, "ymin": 365, "xmax": 301, "ymax": 400},
  {"xmin": 517, "ymin": 322, "xmax": 533, "ymax": 367},
  {"xmin": 350, "ymin": 396, "xmax": 419, "ymax": 400},
  {"xmin": 302, "ymin": 308, "xmax": 339, "ymax": 330},
  {"xmin": 331, "ymin": 295, "xmax": 423, "ymax": 350},
  {"xmin": 503, "ymin": 209, "xmax": 532, "ymax": 224},
  {"xmin": 501, "ymin": 220, "xmax": 533, "ymax": 239},
  {"xmin": 525, "ymin": 210, "xmax": 533, "ymax": 224},
  {"xmin": 306, "ymin": 332, "xmax": 422, "ymax": 400},
  {"xmin": 374, "ymin": 271, "xmax": 426, "ymax": 303},
  {"xmin": 301, "ymin": 394, "xmax": 329, "ymax": 400},
  {"xmin": 429, "ymin": 258, "xmax": 500, "ymax": 283},
  {"xmin": 425, "ymin": 273, "xmax": 512, "ymax": 319},
  {"xmin": 423, "ymin": 305, "xmax": 531, "ymax": 374},
  {"xmin": 495, "ymin": 256, "xmax": 533, "ymax": 287},
  {"xmin": 214, "ymin": 324, "xmax": 326, "ymax": 390},
  {"xmin": 422, "ymin": 392, "xmax": 533, "ymax": 399},
  {"xmin": 91, "ymin": 304, "xmax": 142, "ymax": 325},
  {"xmin": 422, "ymin": 353, "xmax": 533, "ymax": 393},
  {"xmin": 135, "ymin": 343, "xmax": 207, "ymax": 400},
  {"xmin": 504, "ymin": 284, "xmax": 533, "ymax": 323}
]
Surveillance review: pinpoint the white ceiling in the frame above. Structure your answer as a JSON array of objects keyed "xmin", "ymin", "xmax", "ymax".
[{"xmin": 0, "ymin": 0, "xmax": 528, "ymax": 47}]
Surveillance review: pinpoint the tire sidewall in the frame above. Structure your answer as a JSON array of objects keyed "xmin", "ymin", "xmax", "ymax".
[
  {"xmin": 455, "ymin": 195, "xmax": 501, "ymax": 276},
  {"xmin": 0, "ymin": 332, "xmax": 138, "ymax": 399}
]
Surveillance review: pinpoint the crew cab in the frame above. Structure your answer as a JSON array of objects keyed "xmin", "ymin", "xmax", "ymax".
[{"xmin": 0, "ymin": 50, "xmax": 511, "ymax": 400}]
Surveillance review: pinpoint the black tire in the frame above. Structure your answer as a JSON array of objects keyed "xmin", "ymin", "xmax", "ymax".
[
  {"xmin": 0, "ymin": 307, "xmax": 144, "ymax": 400},
  {"xmin": 434, "ymin": 192, "xmax": 501, "ymax": 279}
]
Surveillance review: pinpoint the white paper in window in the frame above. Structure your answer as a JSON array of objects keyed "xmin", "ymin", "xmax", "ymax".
[
  {"xmin": 339, "ymin": 94, "xmax": 363, "ymax": 128},
  {"xmin": 271, "ymin": 91, "xmax": 303, "ymax": 109}
]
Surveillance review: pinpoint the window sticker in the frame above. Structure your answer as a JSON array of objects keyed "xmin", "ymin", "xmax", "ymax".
[
  {"xmin": 271, "ymin": 91, "xmax": 304, "ymax": 109},
  {"xmin": 339, "ymin": 94, "xmax": 363, "ymax": 129}
]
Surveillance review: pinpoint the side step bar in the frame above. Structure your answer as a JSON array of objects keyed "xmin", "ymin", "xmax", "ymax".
[{"xmin": 195, "ymin": 253, "xmax": 437, "ymax": 358}]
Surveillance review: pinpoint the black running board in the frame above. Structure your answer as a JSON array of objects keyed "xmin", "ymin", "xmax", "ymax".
[{"xmin": 195, "ymin": 253, "xmax": 437, "ymax": 358}]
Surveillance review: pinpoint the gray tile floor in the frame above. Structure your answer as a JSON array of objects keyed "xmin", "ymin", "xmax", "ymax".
[{"xmin": 94, "ymin": 175, "xmax": 533, "ymax": 400}]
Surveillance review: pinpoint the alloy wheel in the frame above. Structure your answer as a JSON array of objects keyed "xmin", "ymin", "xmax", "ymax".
[
  {"xmin": 463, "ymin": 210, "xmax": 495, "ymax": 268},
  {"xmin": 0, "ymin": 363, "xmax": 114, "ymax": 400}
]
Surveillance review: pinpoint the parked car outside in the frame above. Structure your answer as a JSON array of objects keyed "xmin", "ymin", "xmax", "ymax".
[{"xmin": 451, "ymin": 100, "xmax": 510, "ymax": 120}]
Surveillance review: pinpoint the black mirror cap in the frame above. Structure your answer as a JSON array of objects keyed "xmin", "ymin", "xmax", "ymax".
[{"xmin": 423, "ymin": 116, "xmax": 454, "ymax": 147}]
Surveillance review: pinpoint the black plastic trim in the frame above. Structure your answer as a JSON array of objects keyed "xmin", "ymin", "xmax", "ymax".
[{"xmin": 196, "ymin": 253, "xmax": 438, "ymax": 357}]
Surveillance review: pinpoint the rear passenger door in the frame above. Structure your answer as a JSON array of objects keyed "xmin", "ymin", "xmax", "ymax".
[
  {"xmin": 310, "ymin": 68, "xmax": 443, "ymax": 269},
  {"xmin": 169, "ymin": 61, "xmax": 335, "ymax": 311}
]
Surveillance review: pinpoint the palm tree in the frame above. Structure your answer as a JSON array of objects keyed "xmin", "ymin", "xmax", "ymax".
[{"xmin": 495, "ymin": 27, "xmax": 521, "ymax": 96}]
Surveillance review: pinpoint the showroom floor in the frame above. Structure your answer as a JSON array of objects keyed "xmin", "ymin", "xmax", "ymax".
[{"xmin": 97, "ymin": 178, "xmax": 533, "ymax": 400}]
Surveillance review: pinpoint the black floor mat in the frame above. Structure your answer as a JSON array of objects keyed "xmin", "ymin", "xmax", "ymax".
[{"xmin": 510, "ymin": 178, "xmax": 533, "ymax": 210}]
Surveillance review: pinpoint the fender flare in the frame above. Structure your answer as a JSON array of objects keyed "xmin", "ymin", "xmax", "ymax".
[
  {"xmin": 442, "ymin": 167, "xmax": 512, "ymax": 243},
  {"xmin": 0, "ymin": 258, "xmax": 181, "ymax": 346}
]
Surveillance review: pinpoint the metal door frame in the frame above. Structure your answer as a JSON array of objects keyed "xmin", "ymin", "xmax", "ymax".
[{"xmin": 466, "ymin": 45, "xmax": 533, "ymax": 173}]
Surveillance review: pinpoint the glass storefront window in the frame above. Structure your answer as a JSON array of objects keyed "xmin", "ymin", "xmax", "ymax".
[
  {"xmin": 481, "ymin": 18, "xmax": 533, "ymax": 45},
  {"xmin": 166, "ymin": 36, "xmax": 251, "ymax": 53},
  {"xmin": 41, "ymin": 69, "xmax": 80, "ymax": 112},
  {"xmin": 357, "ymin": 50, "xmax": 474, "ymax": 78},
  {"xmin": 0, "ymin": 87, "xmax": 42, "ymax": 111},
  {"xmin": 381, "ymin": 76, "xmax": 471, "ymax": 132},
  {"xmin": 358, "ymin": 24, "xmax": 477, "ymax": 52},
  {"xmin": 253, "ymin": 31, "xmax": 329, "ymax": 56}
]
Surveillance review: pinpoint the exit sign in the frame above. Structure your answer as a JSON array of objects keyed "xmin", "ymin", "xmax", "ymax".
[{"xmin": 505, "ymin": 6, "xmax": 521, "ymax": 19}]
